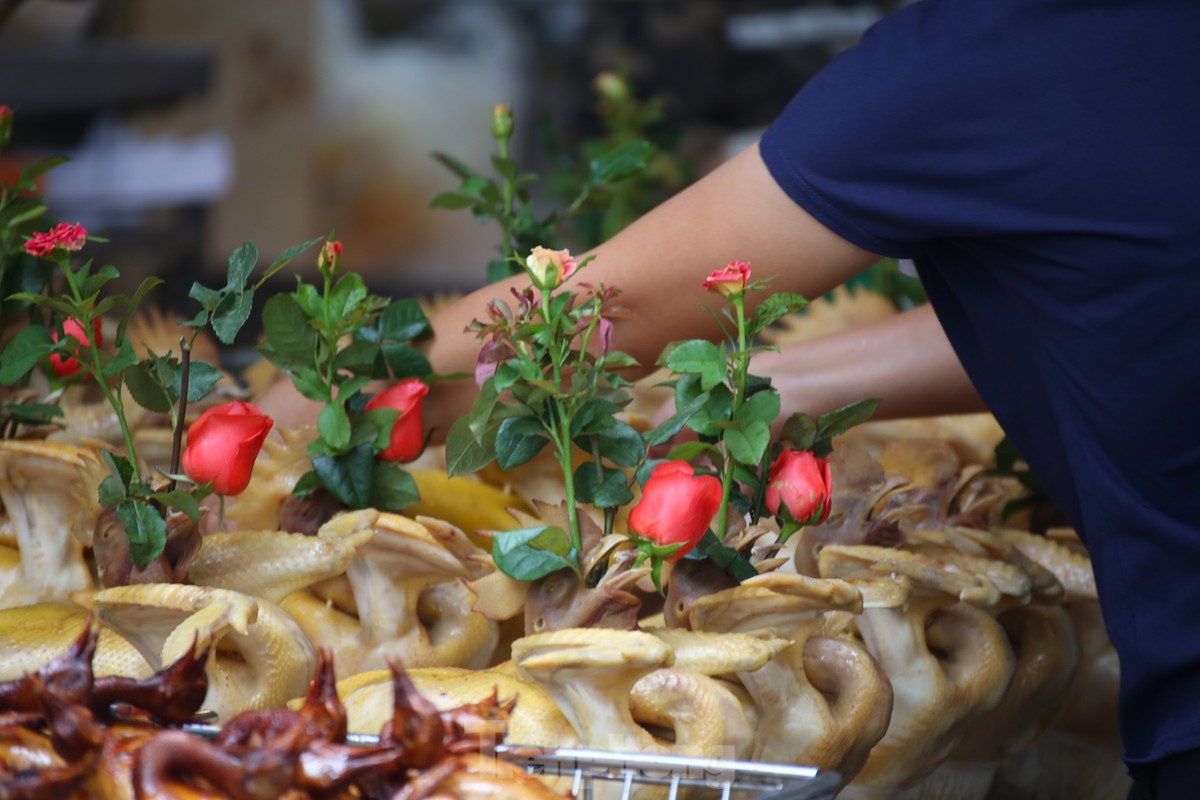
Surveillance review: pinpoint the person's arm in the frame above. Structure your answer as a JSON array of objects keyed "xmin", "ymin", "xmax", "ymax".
[
  {"xmin": 421, "ymin": 140, "xmax": 891, "ymax": 435},
  {"xmin": 261, "ymin": 139, "xmax": 986, "ymax": 435},
  {"xmin": 759, "ymin": 303, "xmax": 987, "ymax": 424}
]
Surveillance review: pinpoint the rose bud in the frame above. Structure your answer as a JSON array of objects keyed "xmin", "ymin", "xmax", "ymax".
[
  {"xmin": 182, "ymin": 401, "xmax": 274, "ymax": 496},
  {"xmin": 628, "ymin": 461, "xmax": 724, "ymax": 560},
  {"xmin": 701, "ymin": 261, "xmax": 752, "ymax": 298},
  {"xmin": 48, "ymin": 317, "xmax": 102, "ymax": 379},
  {"xmin": 491, "ymin": 103, "xmax": 514, "ymax": 141},
  {"xmin": 317, "ymin": 238, "xmax": 343, "ymax": 278},
  {"xmin": 525, "ymin": 246, "xmax": 577, "ymax": 290},
  {"xmin": 365, "ymin": 378, "xmax": 430, "ymax": 463},
  {"xmin": 766, "ymin": 449, "xmax": 833, "ymax": 525}
]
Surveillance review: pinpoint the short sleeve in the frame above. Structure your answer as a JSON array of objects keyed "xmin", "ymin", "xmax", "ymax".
[{"xmin": 759, "ymin": 0, "xmax": 1055, "ymax": 260}]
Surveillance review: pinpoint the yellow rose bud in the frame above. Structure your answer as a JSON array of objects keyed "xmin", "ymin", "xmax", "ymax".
[{"xmin": 491, "ymin": 103, "xmax": 514, "ymax": 141}]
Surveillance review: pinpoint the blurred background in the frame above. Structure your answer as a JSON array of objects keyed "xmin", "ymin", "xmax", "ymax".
[{"xmin": 0, "ymin": 0, "xmax": 912, "ymax": 337}]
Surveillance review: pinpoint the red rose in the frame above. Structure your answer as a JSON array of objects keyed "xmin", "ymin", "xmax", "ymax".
[
  {"xmin": 25, "ymin": 222, "xmax": 87, "ymax": 258},
  {"xmin": 182, "ymin": 401, "xmax": 274, "ymax": 496},
  {"xmin": 766, "ymin": 450, "xmax": 832, "ymax": 525},
  {"xmin": 701, "ymin": 261, "xmax": 751, "ymax": 298},
  {"xmin": 628, "ymin": 461, "xmax": 723, "ymax": 560},
  {"xmin": 365, "ymin": 378, "xmax": 430, "ymax": 462},
  {"xmin": 48, "ymin": 317, "xmax": 102, "ymax": 378}
]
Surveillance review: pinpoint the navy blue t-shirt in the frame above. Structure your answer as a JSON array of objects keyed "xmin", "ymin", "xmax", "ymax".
[{"xmin": 760, "ymin": 0, "xmax": 1200, "ymax": 765}]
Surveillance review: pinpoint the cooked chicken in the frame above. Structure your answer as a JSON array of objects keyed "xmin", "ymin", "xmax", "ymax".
[
  {"xmin": 92, "ymin": 583, "xmax": 316, "ymax": 721},
  {"xmin": 0, "ymin": 440, "xmax": 102, "ymax": 608},
  {"xmin": 280, "ymin": 510, "xmax": 499, "ymax": 677}
]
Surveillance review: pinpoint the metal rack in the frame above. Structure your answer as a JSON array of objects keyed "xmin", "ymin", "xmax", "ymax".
[{"xmin": 183, "ymin": 724, "xmax": 840, "ymax": 800}]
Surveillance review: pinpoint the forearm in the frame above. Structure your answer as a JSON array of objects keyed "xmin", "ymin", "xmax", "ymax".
[
  {"xmin": 421, "ymin": 140, "xmax": 883, "ymax": 436},
  {"xmin": 762, "ymin": 303, "xmax": 987, "ymax": 423}
]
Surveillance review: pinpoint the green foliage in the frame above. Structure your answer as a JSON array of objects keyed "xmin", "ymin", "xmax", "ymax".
[
  {"xmin": 431, "ymin": 71, "xmax": 688, "ymax": 283},
  {"xmin": 446, "ymin": 257, "xmax": 641, "ymax": 579},
  {"xmin": 0, "ymin": 222, "xmax": 311, "ymax": 563},
  {"xmin": 257, "ymin": 235, "xmax": 430, "ymax": 512}
]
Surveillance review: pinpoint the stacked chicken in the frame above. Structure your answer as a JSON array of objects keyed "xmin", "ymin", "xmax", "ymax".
[{"xmin": 0, "ymin": 295, "xmax": 1125, "ymax": 800}]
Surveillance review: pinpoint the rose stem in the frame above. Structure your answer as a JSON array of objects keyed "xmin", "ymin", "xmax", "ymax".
[{"xmin": 167, "ymin": 337, "xmax": 191, "ymax": 492}]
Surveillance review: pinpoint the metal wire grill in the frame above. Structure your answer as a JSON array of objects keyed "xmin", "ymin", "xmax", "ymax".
[{"xmin": 182, "ymin": 724, "xmax": 840, "ymax": 800}]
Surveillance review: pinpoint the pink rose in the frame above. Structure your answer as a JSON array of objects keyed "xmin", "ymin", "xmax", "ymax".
[
  {"xmin": 182, "ymin": 401, "xmax": 274, "ymax": 496},
  {"xmin": 701, "ymin": 261, "xmax": 752, "ymax": 298},
  {"xmin": 365, "ymin": 378, "xmax": 430, "ymax": 462},
  {"xmin": 525, "ymin": 247, "xmax": 577, "ymax": 289},
  {"xmin": 48, "ymin": 317, "xmax": 102, "ymax": 379},
  {"xmin": 766, "ymin": 450, "xmax": 832, "ymax": 525},
  {"xmin": 628, "ymin": 461, "xmax": 723, "ymax": 560},
  {"xmin": 24, "ymin": 222, "xmax": 88, "ymax": 258}
]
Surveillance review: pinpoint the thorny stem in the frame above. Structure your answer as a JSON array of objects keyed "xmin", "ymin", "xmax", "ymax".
[
  {"xmin": 167, "ymin": 338, "xmax": 191, "ymax": 492},
  {"xmin": 540, "ymin": 283, "xmax": 582, "ymax": 565},
  {"xmin": 714, "ymin": 294, "xmax": 749, "ymax": 541},
  {"xmin": 498, "ymin": 135, "xmax": 516, "ymax": 265},
  {"xmin": 322, "ymin": 271, "xmax": 338, "ymax": 393}
]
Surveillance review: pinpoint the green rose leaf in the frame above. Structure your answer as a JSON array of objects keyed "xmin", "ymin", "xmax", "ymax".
[
  {"xmin": 260, "ymin": 236, "xmax": 323, "ymax": 284},
  {"xmin": 123, "ymin": 361, "xmax": 173, "ymax": 414},
  {"xmin": 102, "ymin": 339, "xmax": 139, "ymax": 377},
  {"xmin": 431, "ymin": 151, "xmax": 480, "ymax": 181},
  {"xmin": 381, "ymin": 342, "xmax": 432, "ymax": 380},
  {"xmin": 377, "ymin": 298, "xmax": 430, "ymax": 343},
  {"xmin": 334, "ymin": 339, "xmax": 380, "ymax": 375},
  {"xmin": 290, "ymin": 368, "xmax": 329, "ymax": 403},
  {"xmin": 98, "ymin": 474, "xmax": 128, "ymax": 508},
  {"xmin": 370, "ymin": 463, "xmax": 420, "ymax": 510},
  {"xmin": 0, "ymin": 325, "xmax": 54, "ymax": 384},
  {"xmin": 815, "ymin": 398, "xmax": 882, "ymax": 441},
  {"xmin": 259, "ymin": 294, "xmax": 317, "ymax": 372},
  {"xmin": 80, "ymin": 265, "xmax": 119, "ymax": 300},
  {"xmin": 492, "ymin": 526, "xmax": 574, "ymax": 582},
  {"xmin": 116, "ymin": 500, "xmax": 168, "ymax": 567},
  {"xmin": 686, "ymin": 384, "xmax": 734, "ymax": 439},
  {"xmin": 725, "ymin": 422, "xmax": 770, "ymax": 466},
  {"xmin": 592, "ymin": 421, "xmax": 644, "ymax": 468},
  {"xmin": 181, "ymin": 360, "xmax": 223, "ymax": 404},
  {"xmin": 589, "ymin": 140, "xmax": 655, "ymax": 185},
  {"xmin": 188, "ymin": 283, "xmax": 222, "ymax": 316},
  {"xmin": 644, "ymin": 386, "xmax": 709, "ymax": 448},
  {"xmin": 736, "ymin": 390, "xmax": 781, "ymax": 430},
  {"xmin": 570, "ymin": 398, "xmax": 623, "ymax": 437},
  {"xmin": 328, "ymin": 273, "xmax": 367, "ymax": 320},
  {"xmin": 429, "ymin": 192, "xmax": 479, "ymax": 210},
  {"xmin": 312, "ymin": 442, "xmax": 375, "ymax": 508},
  {"xmin": 445, "ymin": 416, "xmax": 497, "ymax": 477},
  {"xmin": 693, "ymin": 530, "xmax": 757, "ymax": 582},
  {"xmin": 495, "ymin": 416, "xmax": 550, "ymax": 471},
  {"xmin": 292, "ymin": 469, "xmax": 323, "ymax": 498},
  {"xmin": 665, "ymin": 340, "xmax": 726, "ymax": 392},
  {"xmin": 746, "ymin": 292, "xmax": 810, "ymax": 339},
  {"xmin": 573, "ymin": 463, "xmax": 634, "ymax": 508},
  {"xmin": 363, "ymin": 407, "xmax": 400, "ymax": 453},
  {"xmin": 151, "ymin": 489, "xmax": 202, "ymax": 522},
  {"xmin": 779, "ymin": 412, "xmax": 818, "ymax": 452},
  {"xmin": 665, "ymin": 440, "xmax": 718, "ymax": 463},
  {"xmin": 211, "ymin": 290, "xmax": 254, "ymax": 345},
  {"xmin": 225, "ymin": 240, "xmax": 259, "ymax": 288},
  {"xmin": 318, "ymin": 402, "xmax": 352, "ymax": 451}
]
